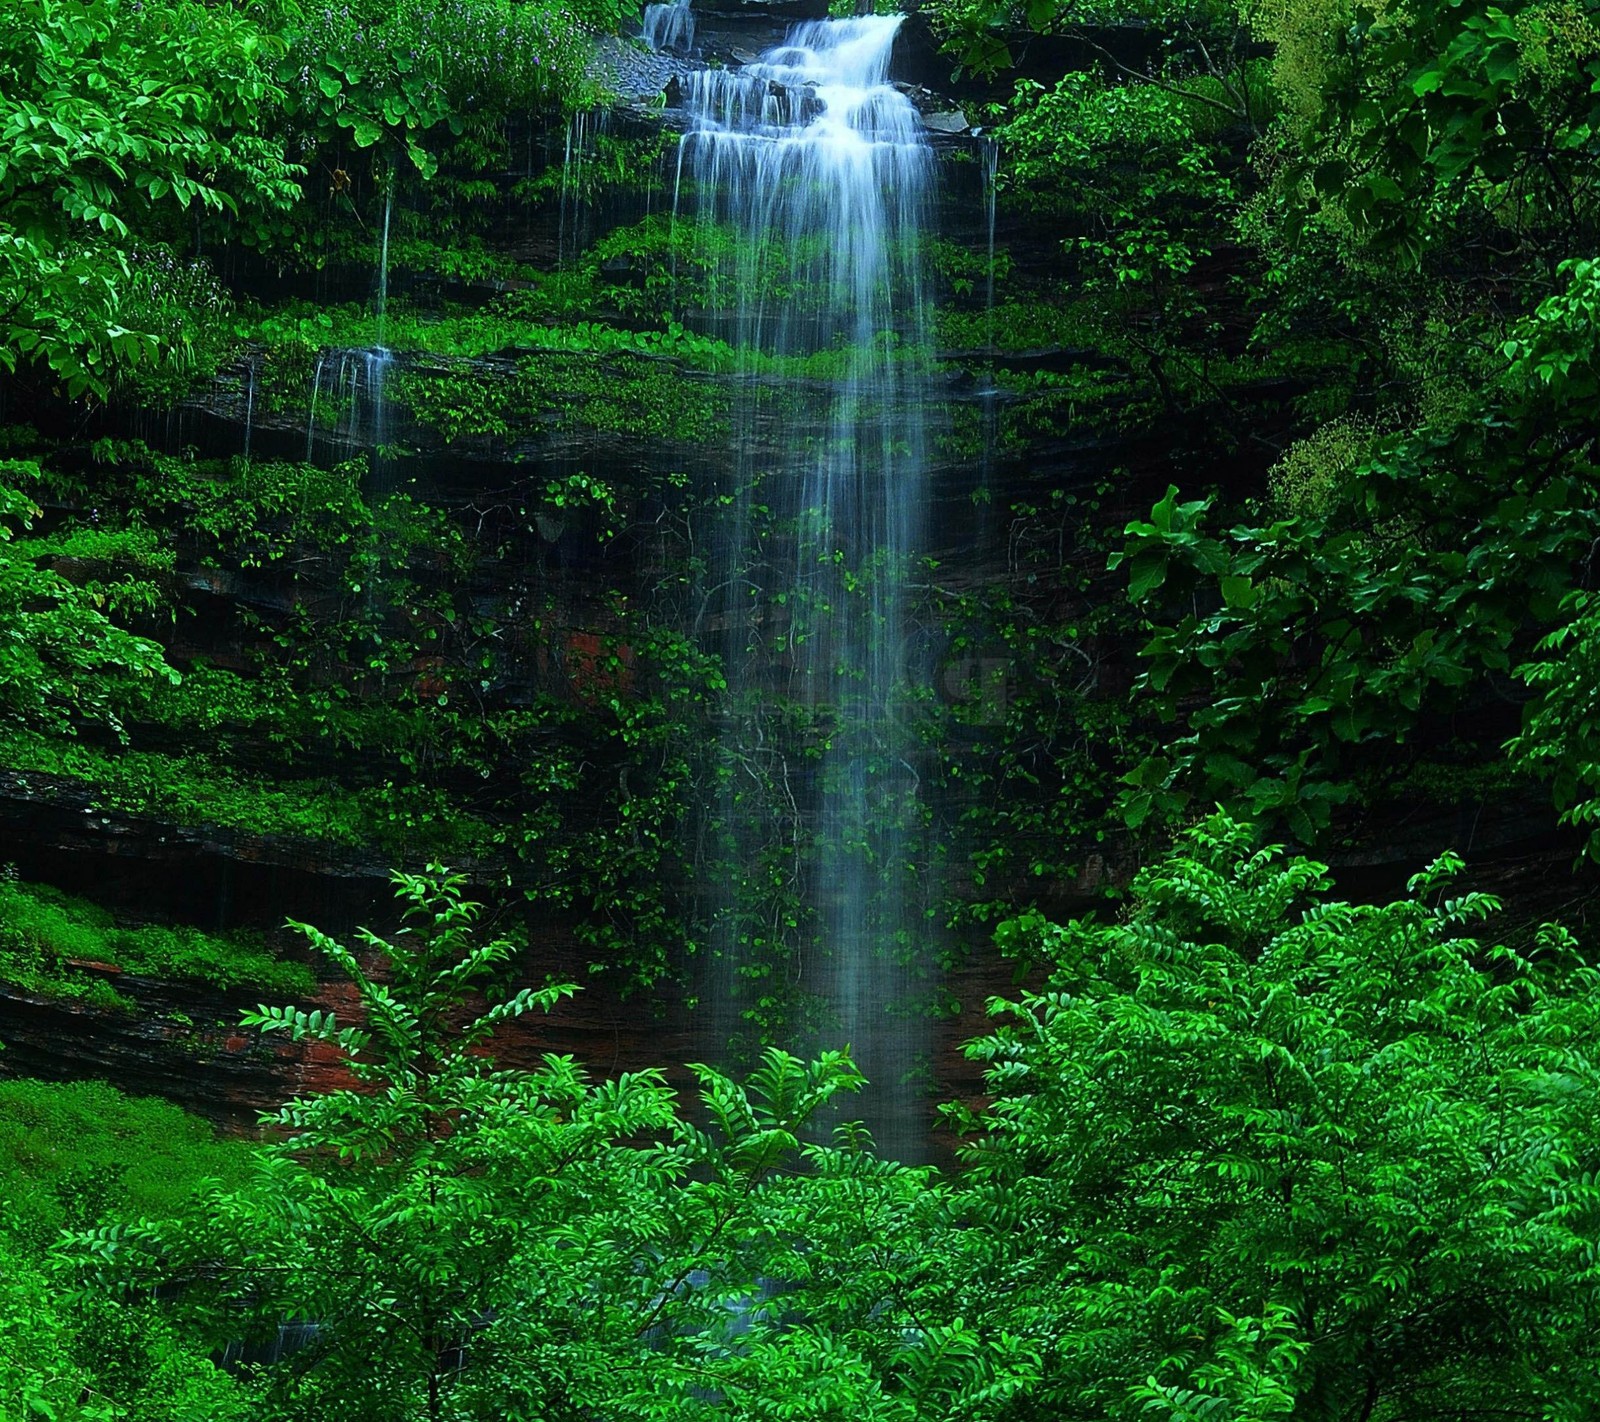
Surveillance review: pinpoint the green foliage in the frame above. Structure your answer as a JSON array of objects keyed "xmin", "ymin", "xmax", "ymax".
[
  {"xmin": 1509, "ymin": 588, "xmax": 1600, "ymax": 856},
  {"xmin": 940, "ymin": 812, "xmax": 1600, "ymax": 1420},
  {"xmin": 35, "ymin": 827, "xmax": 1600, "ymax": 1420},
  {"xmin": 113, "ymin": 245, "xmax": 240, "ymax": 403},
  {"xmin": 1113, "ymin": 258, "xmax": 1600, "ymax": 839},
  {"xmin": 1276, "ymin": 0, "xmax": 1600, "ymax": 264},
  {"xmin": 0, "ymin": 0, "xmax": 301, "ymax": 396},
  {"xmin": 0, "ymin": 1077, "xmax": 255, "ymax": 1245},
  {"xmin": 0, "ymin": 1080, "xmax": 258, "ymax": 1422},
  {"xmin": 0, "ymin": 458, "xmax": 178, "ymax": 740},
  {"xmin": 0, "ymin": 0, "xmax": 638, "ymax": 398},
  {"xmin": 394, "ymin": 349, "xmax": 729, "ymax": 444},
  {"xmin": 0, "ymin": 726, "xmax": 493, "ymax": 860},
  {"xmin": 4, "ymin": 432, "xmax": 718, "ymax": 992},
  {"xmin": 929, "ymin": 487, "xmax": 1136, "ymax": 926},
  {"xmin": 243, "ymin": 293, "xmax": 858, "ymax": 378},
  {"xmin": 999, "ymin": 73, "xmax": 1230, "ymax": 290},
  {"xmin": 70, "ymin": 867, "xmax": 878, "ymax": 1422},
  {"xmin": 274, "ymin": 0, "xmax": 596, "ymax": 182},
  {"xmin": 0, "ymin": 1228, "xmax": 256, "ymax": 1422}
]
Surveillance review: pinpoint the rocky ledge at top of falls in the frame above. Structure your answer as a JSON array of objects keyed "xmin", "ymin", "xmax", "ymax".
[{"xmin": 596, "ymin": 14, "xmax": 984, "ymax": 136}]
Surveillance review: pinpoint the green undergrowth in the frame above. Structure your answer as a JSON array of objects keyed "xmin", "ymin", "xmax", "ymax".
[
  {"xmin": 0, "ymin": 1077, "xmax": 257, "ymax": 1245},
  {"xmin": 0, "ymin": 875, "xmax": 314, "ymax": 1005},
  {"xmin": 0, "ymin": 940, "xmax": 133, "ymax": 1012},
  {"xmin": 935, "ymin": 294, "xmax": 1105, "ymax": 352},
  {"xmin": 1364, "ymin": 751, "xmax": 1540, "ymax": 818},
  {"xmin": 243, "ymin": 298, "xmax": 932, "ymax": 394},
  {"xmin": 63, "ymin": 444, "xmax": 465, "ymax": 577},
  {"xmin": 355, "ymin": 234, "xmax": 542, "ymax": 288},
  {"xmin": 945, "ymin": 325, "xmax": 1359, "ymax": 450},
  {"xmin": 0, "ymin": 1080, "xmax": 261, "ymax": 1419}
]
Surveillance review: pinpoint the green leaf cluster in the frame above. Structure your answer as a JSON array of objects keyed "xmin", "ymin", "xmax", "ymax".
[
  {"xmin": 1114, "ymin": 258, "xmax": 1600, "ymax": 839},
  {"xmin": 937, "ymin": 812, "xmax": 1600, "ymax": 1419}
]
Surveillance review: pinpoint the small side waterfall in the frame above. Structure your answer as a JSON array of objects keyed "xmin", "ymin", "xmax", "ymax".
[
  {"xmin": 643, "ymin": 0, "xmax": 694, "ymax": 54},
  {"xmin": 305, "ymin": 353, "xmax": 324, "ymax": 462},
  {"xmin": 302, "ymin": 194, "xmax": 394, "ymax": 470},
  {"xmin": 558, "ymin": 110, "xmax": 611, "ymax": 265},
  {"xmin": 678, "ymin": 16, "xmax": 937, "ymax": 1156},
  {"xmin": 977, "ymin": 135, "xmax": 1001, "ymax": 514},
  {"xmin": 376, "ymin": 186, "xmax": 393, "ymax": 345},
  {"xmin": 304, "ymin": 349, "xmax": 392, "ymax": 464},
  {"xmin": 981, "ymin": 136, "xmax": 999, "ymax": 351},
  {"xmin": 242, "ymin": 361, "xmax": 256, "ymax": 461},
  {"xmin": 365, "ymin": 347, "xmax": 392, "ymax": 468}
]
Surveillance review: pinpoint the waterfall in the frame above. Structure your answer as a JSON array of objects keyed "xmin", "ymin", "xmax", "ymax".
[
  {"xmin": 243, "ymin": 361, "xmax": 256, "ymax": 462},
  {"xmin": 642, "ymin": 0, "xmax": 694, "ymax": 54},
  {"xmin": 558, "ymin": 109, "xmax": 610, "ymax": 266},
  {"xmin": 678, "ymin": 16, "xmax": 936, "ymax": 1157},
  {"xmin": 304, "ymin": 349, "xmax": 393, "ymax": 465},
  {"xmin": 977, "ymin": 136, "xmax": 1001, "ymax": 514},
  {"xmin": 364, "ymin": 348, "xmax": 392, "ymax": 470},
  {"xmin": 371, "ymin": 186, "xmax": 394, "ymax": 476},
  {"xmin": 306, "ymin": 353, "xmax": 325, "ymax": 462},
  {"xmin": 981, "ymin": 136, "xmax": 999, "ymax": 352},
  {"xmin": 376, "ymin": 185, "xmax": 393, "ymax": 347}
]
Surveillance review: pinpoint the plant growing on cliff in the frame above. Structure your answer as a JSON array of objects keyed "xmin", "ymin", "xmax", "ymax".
[{"xmin": 0, "ymin": 457, "xmax": 178, "ymax": 741}]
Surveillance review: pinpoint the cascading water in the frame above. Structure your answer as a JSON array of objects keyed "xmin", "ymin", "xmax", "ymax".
[
  {"xmin": 642, "ymin": 0, "xmax": 694, "ymax": 55},
  {"xmin": 376, "ymin": 186, "xmax": 393, "ymax": 346},
  {"xmin": 981, "ymin": 136, "xmax": 999, "ymax": 350},
  {"xmin": 559, "ymin": 109, "xmax": 611, "ymax": 265},
  {"xmin": 977, "ymin": 135, "xmax": 1001, "ymax": 514},
  {"xmin": 306, "ymin": 353, "xmax": 324, "ymax": 462},
  {"xmin": 242, "ymin": 361, "xmax": 256, "ymax": 461},
  {"xmin": 304, "ymin": 349, "xmax": 392, "ymax": 463},
  {"xmin": 677, "ymin": 16, "xmax": 937, "ymax": 1157}
]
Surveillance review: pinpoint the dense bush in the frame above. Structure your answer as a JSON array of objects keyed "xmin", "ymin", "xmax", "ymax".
[
  {"xmin": 936, "ymin": 813, "xmax": 1600, "ymax": 1419},
  {"xmin": 44, "ymin": 825, "xmax": 1600, "ymax": 1419}
]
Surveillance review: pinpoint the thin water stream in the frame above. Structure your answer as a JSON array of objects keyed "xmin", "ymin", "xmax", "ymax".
[{"xmin": 304, "ymin": 350, "xmax": 392, "ymax": 463}]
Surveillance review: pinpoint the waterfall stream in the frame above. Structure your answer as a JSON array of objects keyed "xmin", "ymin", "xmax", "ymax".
[
  {"xmin": 981, "ymin": 135, "xmax": 999, "ymax": 351},
  {"xmin": 642, "ymin": 0, "xmax": 695, "ymax": 55},
  {"xmin": 677, "ymin": 15, "xmax": 937, "ymax": 1156},
  {"xmin": 376, "ymin": 186, "xmax": 393, "ymax": 346},
  {"xmin": 304, "ymin": 349, "xmax": 392, "ymax": 464},
  {"xmin": 242, "ymin": 361, "xmax": 256, "ymax": 462}
]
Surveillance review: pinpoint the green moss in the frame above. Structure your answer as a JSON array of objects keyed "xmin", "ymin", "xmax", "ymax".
[
  {"xmin": 0, "ymin": 729, "xmax": 491, "ymax": 862},
  {"xmin": 368, "ymin": 234, "xmax": 541, "ymax": 286},
  {"xmin": 393, "ymin": 349, "xmax": 730, "ymax": 443},
  {"xmin": 241, "ymin": 295, "xmax": 920, "ymax": 385},
  {"xmin": 935, "ymin": 295, "xmax": 1105, "ymax": 352},
  {"xmin": 0, "ymin": 876, "xmax": 315, "ymax": 1000},
  {"xmin": 0, "ymin": 1081, "xmax": 260, "ymax": 1419}
]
